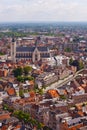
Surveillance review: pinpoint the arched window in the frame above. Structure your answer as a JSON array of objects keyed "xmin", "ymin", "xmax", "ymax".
[{"xmin": 35, "ymin": 54, "xmax": 38, "ymax": 61}]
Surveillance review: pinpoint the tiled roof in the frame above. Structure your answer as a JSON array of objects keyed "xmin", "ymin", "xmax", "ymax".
[
  {"xmin": 16, "ymin": 46, "xmax": 49, "ymax": 52},
  {"xmin": 47, "ymin": 89, "xmax": 60, "ymax": 98},
  {"xmin": 2, "ymin": 117, "xmax": 19, "ymax": 124},
  {"xmin": 20, "ymin": 125, "xmax": 25, "ymax": 130},
  {"xmin": 41, "ymin": 54, "xmax": 50, "ymax": 58},
  {"xmin": 14, "ymin": 125, "xmax": 21, "ymax": 130},
  {"xmin": 16, "ymin": 56, "xmax": 32, "ymax": 58},
  {"xmin": 29, "ymin": 80, "xmax": 34, "ymax": 85},
  {"xmin": 16, "ymin": 47, "xmax": 35, "ymax": 52},
  {"xmin": 0, "ymin": 114, "xmax": 10, "ymax": 120},
  {"xmin": 16, "ymin": 55, "xmax": 50, "ymax": 58},
  {"xmin": 38, "ymin": 46, "xmax": 49, "ymax": 52},
  {"xmin": 7, "ymin": 88, "xmax": 15, "ymax": 96}
]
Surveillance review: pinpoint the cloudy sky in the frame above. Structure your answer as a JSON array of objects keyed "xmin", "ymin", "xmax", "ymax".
[{"xmin": 0, "ymin": 0, "xmax": 87, "ymax": 22}]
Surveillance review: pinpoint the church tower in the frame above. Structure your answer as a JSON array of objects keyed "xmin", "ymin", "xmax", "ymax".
[{"xmin": 11, "ymin": 38, "xmax": 16, "ymax": 63}]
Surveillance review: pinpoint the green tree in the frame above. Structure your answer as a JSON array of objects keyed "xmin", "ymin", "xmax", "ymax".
[
  {"xmin": 24, "ymin": 66, "xmax": 32, "ymax": 75},
  {"xmin": 71, "ymin": 60, "xmax": 84, "ymax": 71},
  {"xmin": 60, "ymin": 95, "xmax": 67, "ymax": 100},
  {"xmin": 13, "ymin": 67, "xmax": 23, "ymax": 77},
  {"xmin": 17, "ymin": 76, "xmax": 34, "ymax": 82},
  {"xmin": 3, "ymin": 104, "xmax": 9, "ymax": 110},
  {"xmin": 69, "ymin": 58, "xmax": 73, "ymax": 65},
  {"xmin": 71, "ymin": 60, "xmax": 79, "ymax": 71},
  {"xmin": 24, "ymin": 76, "xmax": 34, "ymax": 81},
  {"xmin": 37, "ymin": 122, "xmax": 43, "ymax": 129},
  {"xmin": 13, "ymin": 110, "xmax": 43, "ymax": 129},
  {"xmin": 38, "ymin": 88, "xmax": 44, "ymax": 95},
  {"xmin": 0, "ymin": 52, "xmax": 4, "ymax": 55},
  {"xmin": 19, "ymin": 89, "xmax": 24, "ymax": 97},
  {"xmin": 17, "ymin": 76, "xmax": 24, "ymax": 82},
  {"xmin": 65, "ymin": 47, "xmax": 71, "ymax": 52},
  {"xmin": 79, "ymin": 60, "xmax": 84, "ymax": 70},
  {"xmin": 13, "ymin": 110, "xmax": 30, "ymax": 122},
  {"xmin": 43, "ymin": 126, "xmax": 53, "ymax": 130}
]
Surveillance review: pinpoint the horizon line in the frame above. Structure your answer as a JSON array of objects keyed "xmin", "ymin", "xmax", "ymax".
[{"xmin": 0, "ymin": 21, "xmax": 87, "ymax": 23}]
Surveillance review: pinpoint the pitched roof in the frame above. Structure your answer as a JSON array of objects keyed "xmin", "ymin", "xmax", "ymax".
[
  {"xmin": 20, "ymin": 125, "xmax": 25, "ymax": 130},
  {"xmin": 0, "ymin": 114, "xmax": 10, "ymax": 120},
  {"xmin": 16, "ymin": 46, "xmax": 49, "ymax": 52},
  {"xmin": 47, "ymin": 89, "xmax": 60, "ymax": 98},
  {"xmin": 7, "ymin": 88, "xmax": 15, "ymax": 96},
  {"xmin": 16, "ymin": 56, "xmax": 32, "ymax": 58},
  {"xmin": 16, "ymin": 47, "xmax": 35, "ymax": 52},
  {"xmin": 38, "ymin": 46, "xmax": 49, "ymax": 52},
  {"xmin": 14, "ymin": 125, "xmax": 21, "ymax": 130},
  {"xmin": 2, "ymin": 117, "xmax": 19, "ymax": 124}
]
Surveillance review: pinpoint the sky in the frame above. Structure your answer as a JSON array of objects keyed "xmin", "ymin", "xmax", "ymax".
[{"xmin": 0, "ymin": 0, "xmax": 87, "ymax": 22}]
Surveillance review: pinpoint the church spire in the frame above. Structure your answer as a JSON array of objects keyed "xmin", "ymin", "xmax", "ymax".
[
  {"xmin": 11, "ymin": 37, "xmax": 16, "ymax": 63},
  {"xmin": 35, "ymin": 39, "xmax": 38, "ymax": 47},
  {"xmin": 12, "ymin": 37, "xmax": 15, "ymax": 43}
]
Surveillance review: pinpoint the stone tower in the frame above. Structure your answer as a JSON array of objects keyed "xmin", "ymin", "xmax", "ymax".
[{"xmin": 11, "ymin": 38, "xmax": 16, "ymax": 63}]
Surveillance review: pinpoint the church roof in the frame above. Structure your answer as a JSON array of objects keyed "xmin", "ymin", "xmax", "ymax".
[
  {"xmin": 41, "ymin": 54, "xmax": 50, "ymax": 58},
  {"xmin": 16, "ymin": 56, "xmax": 32, "ymax": 58},
  {"xmin": 16, "ymin": 46, "xmax": 49, "ymax": 52},
  {"xmin": 16, "ymin": 46, "xmax": 35, "ymax": 52},
  {"xmin": 38, "ymin": 46, "xmax": 49, "ymax": 52}
]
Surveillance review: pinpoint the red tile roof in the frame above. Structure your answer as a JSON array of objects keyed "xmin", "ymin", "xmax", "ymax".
[{"xmin": 7, "ymin": 88, "xmax": 15, "ymax": 96}]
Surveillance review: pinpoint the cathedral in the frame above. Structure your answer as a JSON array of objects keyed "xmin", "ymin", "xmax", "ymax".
[{"xmin": 11, "ymin": 38, "xmax": 52, "ymax": 63}]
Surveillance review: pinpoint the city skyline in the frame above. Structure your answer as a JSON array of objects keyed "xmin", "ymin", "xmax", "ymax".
[{"xmin": 0, "ymin": 0, "xmax": 87, "ymax": 22}]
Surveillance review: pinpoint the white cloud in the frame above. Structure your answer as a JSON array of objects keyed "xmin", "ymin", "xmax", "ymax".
[{"xmin": 0, "ymin": 0, "xmax": 87, "ymax": 22}]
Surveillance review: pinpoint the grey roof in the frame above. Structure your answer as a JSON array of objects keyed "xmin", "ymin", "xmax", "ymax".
[
  {"xmin": 41, "ymin": 54, "xmax": 50, "ymax": 58},
  {"xmin": 20, "ymin": 125, "xmax": 25, "ymax": 130},
  {"xmin": 16, "ymin": 56, "xmax": 32, "ymax": 58},
  {"xmin": 2, "ymin": 117, "xmax": 19, "ymax": 124},
  {"xmin": 16, "ymin": 46, "xmax": 49, "ymax": 52},
  {"xmin": 79, "ymin": 126, "xmax": 87, "ymax": 130},
  {"xmin": 16, "ymin": 47, "xmax": 35, "ymax": 52},
  {"xmin": 38, "ymin": 47, "xmax": 49, "ymax": 52}
]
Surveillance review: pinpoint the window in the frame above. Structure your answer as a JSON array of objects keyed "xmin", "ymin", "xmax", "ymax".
[{"xmin": 35, "ymin": 54, "xmax": 38, "ymax": 61}]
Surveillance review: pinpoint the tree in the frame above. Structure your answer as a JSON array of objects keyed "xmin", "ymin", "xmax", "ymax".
[
  {"xmin": 71, "ymin": 60, "xmax": 79, "ymax": 71},
  {"xmin": 71, "ymin": 60, "xmax": 84, "ymax": 71},
  {"xmin": 43, "ymin": 126, "xmax": 53, "ymax": 130},
  {"xmin": 13, "ymin": 67, "xmax": 23, "ymax": 77},
  {"xmin": 17, "ymin": 76, "xmax": 24, "ymax": 82},
  {"xmin": 19, "ymin": 89, "xmax": 24, "ymax": 97},
  {"xmin": 79, "ymin": 60, "xmax": 84, "ymax": 70},
  {"xmin": 24, "ymin": 76, "xmax": 34, "ymax": 81},
  {"xmin": 0, "ymin": 52, "xmax": 4, "ymax": 55},
  {"xmin": 37, "ymin": 122, "xmax": 43, "ymax": 129},
  {"xmin": 13, "ymin": 110, "xmax": 43, "ymax": 129},
  {"xmin": 13, "ymin": 110, "xmax": 30, "ymax": 122},
  {"xmin": 3, "ymin": 104, "xmax": 9, "ymax": 110},
  {"xmin": 69, "ymin": 58, "xmax": 73, "ymax": 65},
  {"xmin": 38, "ymin": 88, "xmax": 44, "ymax": 95},
  {"xmin": 17, "ymin": 76, "xmax": 34, "ymax": 82},
  {"xmin": 65, "ymin": 47, "xmax": 71, "ymax": 52},
  {"xmin": 60, "ymin": 95, "xmax": 67, "ymax": 100},
  {"xmin": 24, "ymin": 66, "xmax": 32, "ymax": 75}
]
